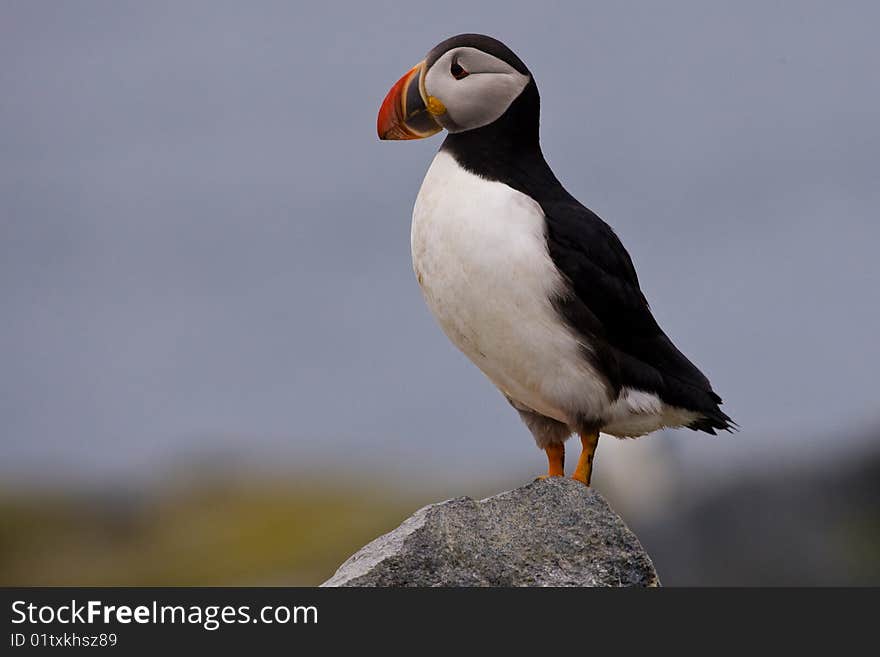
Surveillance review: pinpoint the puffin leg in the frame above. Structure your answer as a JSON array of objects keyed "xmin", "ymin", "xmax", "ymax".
[
  {"xmin": 537, "ymin": 443, "xmax": 565, "ymax": 479},
  {"xmin": 572, "ymin": 432, "xmax": 599, "ymax": 486}
]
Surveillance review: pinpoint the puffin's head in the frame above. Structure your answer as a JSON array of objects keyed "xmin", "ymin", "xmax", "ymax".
[{"xmin": 377, "ymin": 34, "xmax": 533, "ymax": 140}]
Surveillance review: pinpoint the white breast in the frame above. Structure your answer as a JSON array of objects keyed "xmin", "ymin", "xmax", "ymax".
[{"xmin": 411, "ymin": 151, "xmax": 611, "ymax": 425}]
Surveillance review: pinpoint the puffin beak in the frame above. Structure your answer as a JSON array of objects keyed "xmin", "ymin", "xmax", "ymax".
[{"xmin": 377, "ymin": 60, "xmax": 444, "ymax": 140}]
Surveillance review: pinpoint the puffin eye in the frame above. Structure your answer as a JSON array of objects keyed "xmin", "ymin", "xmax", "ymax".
[{"xmin": 451, "ymin": 61, "xmax": 469, "ymax": 80}]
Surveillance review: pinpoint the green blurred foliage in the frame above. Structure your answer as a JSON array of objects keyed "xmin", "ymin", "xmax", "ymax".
[{"xmin": 0, "ymin": 475, "xmax": 427, "ymax": 586}]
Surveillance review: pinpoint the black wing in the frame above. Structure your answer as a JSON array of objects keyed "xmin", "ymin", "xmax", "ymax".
[{"xmin": 543, "ymin": 199, "xmax": 733, "ymax": 434}]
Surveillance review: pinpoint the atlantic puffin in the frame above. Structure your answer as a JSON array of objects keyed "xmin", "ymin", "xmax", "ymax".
[{"xmin": 378, "ymin": 34, "xmax": 733, "ymax": 486}]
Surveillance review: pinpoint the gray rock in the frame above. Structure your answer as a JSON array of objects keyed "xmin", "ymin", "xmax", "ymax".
[{"xmin": 322, "ymin": 477, "xmax": 659, "ymax": 587}]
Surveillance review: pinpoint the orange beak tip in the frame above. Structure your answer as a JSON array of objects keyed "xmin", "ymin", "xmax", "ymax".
[{"xmin": 377, "ymin": 62, "xmax": 441, "ymax": 141}]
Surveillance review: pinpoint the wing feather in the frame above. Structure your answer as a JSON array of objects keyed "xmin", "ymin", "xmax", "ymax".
[{"xmin": 543, "ymin": 199, "xmax": 733, "ymax": 432}]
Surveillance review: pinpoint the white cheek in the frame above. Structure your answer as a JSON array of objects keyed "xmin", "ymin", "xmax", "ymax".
[
  {"xmin": 442, "ymin": 74, "xmax": 529, "ymax": 132},
  {"xmin": 424, "ymin": 50, "xmax": 530, "ymax": 132}
]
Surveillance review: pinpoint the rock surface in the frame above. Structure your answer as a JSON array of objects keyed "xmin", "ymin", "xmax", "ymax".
[{"xmin": 322, "ymin": 477, "xmax": 659, "ymax": 587}]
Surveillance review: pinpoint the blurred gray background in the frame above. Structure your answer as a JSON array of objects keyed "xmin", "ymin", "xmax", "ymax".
[{"xmin": 1, "ymin": 1, "xmax": 878, "ymax": 585}]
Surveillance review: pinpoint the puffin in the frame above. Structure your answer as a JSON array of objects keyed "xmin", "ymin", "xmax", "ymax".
[{"xmin": 377, "ymin": 34, "xmax": 733, "ymax": 486}]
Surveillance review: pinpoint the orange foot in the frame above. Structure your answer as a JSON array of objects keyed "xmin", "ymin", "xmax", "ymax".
[
  {"xmin": 571, "ymin": 432, "xmax": 599, "ymax": 486},
  {"xmin": 535, "ymin": 443, "xmax": 565, "ymax": 480}
]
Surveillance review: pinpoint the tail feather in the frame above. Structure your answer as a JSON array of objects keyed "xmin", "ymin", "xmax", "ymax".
[{"xmin": 688, "ymin": 401, "xmax": 737, "ymax": 435}]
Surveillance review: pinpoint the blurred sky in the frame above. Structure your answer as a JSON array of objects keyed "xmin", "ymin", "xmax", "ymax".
[{"xmin": 2, "ymin": 1, "xmax": 879, "ymax": 488}]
